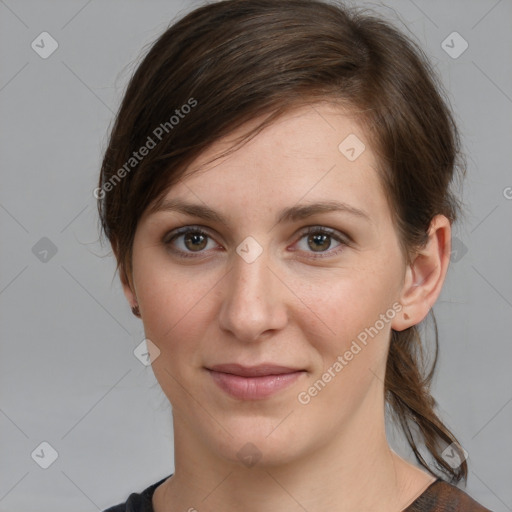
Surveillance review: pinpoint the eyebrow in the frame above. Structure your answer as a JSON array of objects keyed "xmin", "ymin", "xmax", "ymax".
[{"xmin": 150, "ymin": 198, "xmax": 371, "ymax": 225}]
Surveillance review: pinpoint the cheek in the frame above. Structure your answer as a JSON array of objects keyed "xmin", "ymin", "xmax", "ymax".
[
  {"xmin": 293, "ymin": 276, "xmax": 397, "ymax": 423},
  {"xmin": 133, "ymin": 252, "xmax": 229, "ymax": 371},
  {"xmin": 138, "ymin": 274, "xmax": 209, "ymax": 341},
  {"xmin": 298, "ymin": 262, "xmax": 399, "ymax": 339},
  {"xmin": 135, "ymin": 266, "xmax": 218, "ymax": 407},
  {"xmin": 292, "ymin": 260, "xmax": 402, "ymax": 400}
]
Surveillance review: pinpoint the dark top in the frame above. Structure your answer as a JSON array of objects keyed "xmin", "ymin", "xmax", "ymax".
[{"xmin": 103, "ymin": 475, "xmax": 493, "ymax": 512}]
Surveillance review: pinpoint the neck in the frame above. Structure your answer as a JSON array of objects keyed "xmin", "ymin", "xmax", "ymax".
[{"xmin": 156, "ymin": 386, "xmax": 433, "ymax": 512}]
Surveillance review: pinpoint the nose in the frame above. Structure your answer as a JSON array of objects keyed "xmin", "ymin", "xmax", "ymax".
[{"xmin": 217, "ymin": 247, "xmax": 288, "ymax": 343}]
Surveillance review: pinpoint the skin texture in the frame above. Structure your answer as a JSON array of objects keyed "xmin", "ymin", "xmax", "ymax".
[{"xmin": 120, "ymin": 103, "xmax": 450, "ymax": 512}]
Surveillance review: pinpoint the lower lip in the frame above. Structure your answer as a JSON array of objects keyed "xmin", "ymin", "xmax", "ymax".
[{"xmin": 208, "ymin": 370, "xmax": 305, "ymax": 400}]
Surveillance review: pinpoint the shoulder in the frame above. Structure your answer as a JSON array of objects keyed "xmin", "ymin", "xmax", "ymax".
[
  {"xmin": 405, "ymin": 479, "xmax": 493, "ymax": 512},
  {"xmin": 102, "ymin": 475, "xmax": 172, "ymax": 512}
]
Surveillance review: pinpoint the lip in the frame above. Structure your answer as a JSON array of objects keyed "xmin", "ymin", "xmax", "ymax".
[
  {"xmin": 206, "ymin": 363, "xmax": 306, "ymax": 400},
  {"xmin": 209, "ymin": 363, "xmax": 303, "ymax": 377}
]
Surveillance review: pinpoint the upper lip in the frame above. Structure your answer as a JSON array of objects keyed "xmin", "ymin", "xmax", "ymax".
[{"xmin": 208, "ymin": 363, "xmax": 304, "ymax": 377}]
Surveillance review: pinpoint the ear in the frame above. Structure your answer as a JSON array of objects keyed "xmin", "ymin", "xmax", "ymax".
[
  {"xmin": 392, "ymin": 214, "xmax": 451, "ymax": 331},
  {"xmin": 119, "ymin": 263, "xmax": 138, "ymax": 312},
  {"xmin": 112, "ymin": 240, "xmax": 139, "ymax": 312}
]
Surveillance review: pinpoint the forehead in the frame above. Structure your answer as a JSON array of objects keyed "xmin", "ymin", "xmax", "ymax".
[
  {"xmin": 185, "ymin": 103, "xmax": 373, "ymax": 175},
  {"xmin": 146, "ymin": 102, "xmax": 390, "ymax": 227}
]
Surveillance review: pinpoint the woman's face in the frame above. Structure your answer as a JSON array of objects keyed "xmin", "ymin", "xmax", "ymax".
[{"xmin": 127, "ymin": 103, "xmax": 409, "ymax": 466}]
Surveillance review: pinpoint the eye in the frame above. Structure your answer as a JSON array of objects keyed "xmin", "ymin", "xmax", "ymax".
[
  {"xmin": 163, "ymin": 225, "xmax": 349, "ymax": 260},
  {"xmin": 291, "ymin": 226, "xmax": 347, "ymax": 258},
  {"xmin": 163, "ymin": 226, "xmax": 220, "ymax": 258}
]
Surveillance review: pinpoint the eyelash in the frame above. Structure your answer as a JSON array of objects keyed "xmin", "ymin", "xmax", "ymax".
[{"xmin": 163, "ymin": 225, "xmax": 349, "ymax": 260}]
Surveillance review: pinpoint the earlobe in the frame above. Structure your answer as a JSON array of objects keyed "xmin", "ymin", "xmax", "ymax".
[
  {"xmin": 113, "ymin": 242, "xmax": 140, "ymax": 316},
  {"xmin": 391, "ymin": 215, "xmax": 451, "ymax": 332},
  {"xmin": 120, "ymin": 266, "xmax": 140, "ymax": 316}
]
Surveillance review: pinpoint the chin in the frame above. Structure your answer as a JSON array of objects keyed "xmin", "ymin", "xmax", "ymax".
[{"xmin": 204, "ymin": 416, "xmax": 314, "ymax": 470}]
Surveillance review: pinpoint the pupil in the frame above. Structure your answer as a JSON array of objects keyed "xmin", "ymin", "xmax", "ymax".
[
  {"xmin": 185, "ymin": 233, "xmax": 207, "ymax": 251},
  {"xmin": 309, "ymin": 233, "xmax": 330, "ymax": 252}
]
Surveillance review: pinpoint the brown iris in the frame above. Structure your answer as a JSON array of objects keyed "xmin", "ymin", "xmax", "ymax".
[
  {"xmin": 184, "ymin": 232, "xmax": 208, "ymax": 251},
  {"xmin": 308, "ymin": 233, "xmax": 331, "ymax": 252}
]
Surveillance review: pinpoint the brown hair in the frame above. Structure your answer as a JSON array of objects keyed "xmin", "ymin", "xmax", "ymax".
[{"xmin": 98, "ymin": 0, "xmax": 467, "ymax": 482}]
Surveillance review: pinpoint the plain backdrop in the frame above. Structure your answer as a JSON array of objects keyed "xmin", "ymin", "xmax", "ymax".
[{"xmin": 1, "ymin": 1, "xmax": 511, "ymax": 511}]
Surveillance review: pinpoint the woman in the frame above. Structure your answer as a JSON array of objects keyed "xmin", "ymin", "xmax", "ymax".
[{"xmin": 99, "ymin": 0, "xmax": 491, "ymax": 510}]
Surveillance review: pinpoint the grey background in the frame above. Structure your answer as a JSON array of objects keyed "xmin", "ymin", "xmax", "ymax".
[{"xmin": 0, "ymin": 0, "xmax": 511, "ymax": 511}]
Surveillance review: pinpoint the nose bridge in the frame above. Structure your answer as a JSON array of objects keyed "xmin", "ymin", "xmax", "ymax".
[
  {"xmin": 218, "ymin": 243, "xmax": 286, "ymax": 341},
  {"xmin": 232, "ymin": 249, "xmax": 270, "ymax": 301}
]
